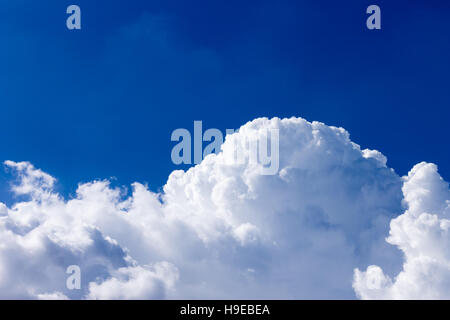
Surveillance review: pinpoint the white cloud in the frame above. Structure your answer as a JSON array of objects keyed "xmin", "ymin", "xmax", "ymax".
[
  {"xmin": 0, "ymin": 117, "xmax": 426, "ymax": 299},
  {"xmin": 354, "ymin": 162, "xmax": 450, "ymax": 299},
  {"xmin": 88, "ymin": 263, "xmax": 179, "ymax": 300},
  {"xmin": 0, "ymin": 203, "xmax": 7, "ymax": 216},
  {"xmin": 4, "ymin": 160, "xmax": 55, "ymax": 198},
  {"xmin": 37, "ymin": 292, "xmax": 69, "ymax": 300}
]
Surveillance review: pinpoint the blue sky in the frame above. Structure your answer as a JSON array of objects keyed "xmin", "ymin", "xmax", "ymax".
[{"xmin": 0, "ymin": 0, "xmax": 449, "ymax": 200}]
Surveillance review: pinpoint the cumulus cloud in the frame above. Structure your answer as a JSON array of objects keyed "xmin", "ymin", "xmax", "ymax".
[
  {"xmin": 88, "ymin": 263, "xmax": 179, "ymax": 300},
  {"xmin": 354, "ymin": 162, "xmax": 450, "ymax": 299},
  {"xmin": 0, "ymin": 116, "xmax": 431, "ymax": 299}
]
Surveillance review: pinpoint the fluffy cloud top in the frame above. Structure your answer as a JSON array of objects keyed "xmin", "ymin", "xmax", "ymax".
[
  {"xmin": 354, "ymin": 162, "xmax": 450, "ymax": 299},
  {"xmin": 0, "ymin": 117, "xmax": 446, "ymax": 299}
]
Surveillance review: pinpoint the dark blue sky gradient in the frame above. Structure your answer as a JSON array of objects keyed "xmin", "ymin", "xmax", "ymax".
[{"xmin": 0, "ymin": 0, "xmax": 449, "ymax": 200}]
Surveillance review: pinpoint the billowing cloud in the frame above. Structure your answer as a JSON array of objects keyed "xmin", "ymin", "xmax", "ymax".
[
  {"xmin": 87, "ymin": 263, "xmax": 179, "ymax": 300},
  {"xmin": 1, "ymin": 116, "xmax": 439, "ymax": 299},
  {"xmin": 354, "ymin": 162, "xmax": 450, "ymax": 299}
]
